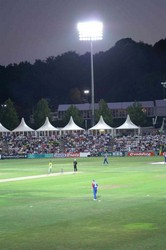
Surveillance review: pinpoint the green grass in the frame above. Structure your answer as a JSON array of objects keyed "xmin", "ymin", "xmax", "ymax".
[{"xmin": 0, "ymin": 156, "xmax": 166, "ymax": 250}]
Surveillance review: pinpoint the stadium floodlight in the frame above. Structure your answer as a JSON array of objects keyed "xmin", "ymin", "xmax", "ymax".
[
  {"xmin": 77, "ymin": 21, "xmax": 103, "ymax": 126},
  {"xmin": 77, "ymin": 21, "xmax": 103, "ymax": 41}
]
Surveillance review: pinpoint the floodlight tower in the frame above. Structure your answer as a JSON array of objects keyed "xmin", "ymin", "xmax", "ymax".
[{"xmin": 77, "ymin": 21, "xmax": 103, "ymax": 126}]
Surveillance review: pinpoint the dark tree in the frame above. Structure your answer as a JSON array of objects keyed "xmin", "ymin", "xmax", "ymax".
[
  {"xmin": 64, "ymin": 105, "xmax": 84, "ymax": 127},
  {"xmin": 127, "ymin": 102, "xmax": 147, "ymax": 126},
  {"xmin": 33, "ymin": 98, "xmax": 51, "ymax": 129},
  {"xmin": 95, "ymin": 99, "xmax": 113, "ymax": 126},
  {"xmin": 0, "ymin": 99, "xmax": 19, "ymax": 130}
]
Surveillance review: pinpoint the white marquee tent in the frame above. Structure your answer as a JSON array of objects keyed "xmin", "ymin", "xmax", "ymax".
[
  {"xmin": 0, "ymin": 123, "xmax": 10, "ymax": 133},
  {"xmin": 12, "ymin": 118, "xmax": 34, "ymax": 133},
  {"xmin": 36, "ymin": 117, "xmax": 59, "ymax": 133},
  {"xmin": 89, "ymin": 115, "xmax": 113, "ymax": 134},
  {"xmin": 61, "ymin": 116, "xmax": 84, "ymax": 132},
  {"xmin": 116, "ymin": 114, "xmax": 140, "ymax": 134}
]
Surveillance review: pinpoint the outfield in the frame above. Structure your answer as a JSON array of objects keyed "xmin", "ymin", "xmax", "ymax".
[{"xmin": 0, "ymin": 156, "xmax": 166, "ymax": 250}]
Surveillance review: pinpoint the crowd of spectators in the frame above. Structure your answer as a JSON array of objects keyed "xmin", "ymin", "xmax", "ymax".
[
  {"xmin": 0, "ymin": 134, "xmax": 61, "ymax": 155},
  {"xmin": 61, "ymin": 132, "xmax": 112, "ymax": 155},
  {"xmin": 0, "ymin": 131, "xmax": 166, "ymax": 156},
  {"xmin": 113, "ymin": 134, "xmax": 166, "ymax": 154}
]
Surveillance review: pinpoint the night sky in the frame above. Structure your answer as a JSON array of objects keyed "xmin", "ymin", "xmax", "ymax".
[{"xmin": 0, "ymin": 0, "xmax": 166, "ymax": 66}]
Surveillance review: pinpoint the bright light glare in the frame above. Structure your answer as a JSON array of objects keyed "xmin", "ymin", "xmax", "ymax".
[
  {"xmin": 84, "ymin": 90, "xmax": 90, "ymax": 94},
  {"xmin": 77, "ymin": 21, "xmax": 103, "ymax": 41}
]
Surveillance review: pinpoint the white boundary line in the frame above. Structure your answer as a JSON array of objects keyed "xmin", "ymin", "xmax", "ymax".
[
  {"xmin": 0, "ymin": 172, "xmax": 76, "ymax": 183},
  {"xmin": 151, "ymin": 162, "xmax": 166, "ymax": 165}
]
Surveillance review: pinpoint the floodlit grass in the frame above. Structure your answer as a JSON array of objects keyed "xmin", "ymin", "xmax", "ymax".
[{"xmin": 0, "ymin": 156, "xmax": 166, "ymax": 250}]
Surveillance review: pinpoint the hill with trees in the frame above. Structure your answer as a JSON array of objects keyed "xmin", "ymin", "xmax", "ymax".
[{"xmin": 0, "ymin": 38, "xmax": 166, "ymax": 121}]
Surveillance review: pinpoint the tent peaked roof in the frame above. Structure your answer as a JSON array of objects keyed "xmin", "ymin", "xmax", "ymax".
[
  {"xmin": 12, "ymin": 118, "xmax": 34, "ymax": 132},
  {"xmin": 61, "ymin": 116, "xmax": 84, "ymax": 131},
  {"xmin": 37, "ymin": 117, "xmax": 58, "ymax": 131},
  {"xmin": 0, "ymin": 123, "xmax": 10, "ymax": 132},
  {"xmin": 116, "ymin": 114, "xmax": 139, "ymax": 129},
  {"xmin": 89, "ymin": 115, "xmax": 113, "ymax": 130}
]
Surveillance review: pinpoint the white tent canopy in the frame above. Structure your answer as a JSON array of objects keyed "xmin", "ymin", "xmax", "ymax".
[
  {"xmin": 116, "ymin": 114, "xmax": 139, "ymax": 129},
  {"xmin": 61, "ymin": 116, "xmax": 84, "ymax": 131},
  {"xmin": 0, "ymin": 123, "xmax": 10, "ymax": 133},
  {"xmin": 12, "ymin": 118, "xmax": 34, "ymax": 132},
  {"xmin": 89, "ymin": 115, "xmax": 113, "ymax": 131},
  {"xmin": 36, "ymin": 117, "xmax": 58, "ymax": 132},
  {"xmin": 116, "ymin": 114, "xmax": 140, "ymax": 135}
]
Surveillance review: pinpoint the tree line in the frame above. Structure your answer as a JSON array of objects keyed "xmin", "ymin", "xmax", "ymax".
[
  {"xmin": 0, "ymin": 37, "xmax": 166, "ymax": 126},
  {"xmin": 0, "ymin": 98, "xmax": 147, "ymax": 130}
]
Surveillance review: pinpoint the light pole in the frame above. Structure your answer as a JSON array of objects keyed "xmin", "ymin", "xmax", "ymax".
[
  {"xmin": 83, "ymin": 89, "xmax": 90, "ymax": 102},
  {"xmin": 83, "ymin": 89, "xmax": 90, "ymax": 129},
  {"xmin": 161, "ymin": 82, "xmax": 166, "ymax": 101},
  {"xmin": 77, "ymin": 21, "xmax": 103, "ymax": 126}
]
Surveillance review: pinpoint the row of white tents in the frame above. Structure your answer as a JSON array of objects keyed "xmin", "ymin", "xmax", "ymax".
[{"xmin": 0, "ymin": 115, "xmax": 140, "ymax": 134}]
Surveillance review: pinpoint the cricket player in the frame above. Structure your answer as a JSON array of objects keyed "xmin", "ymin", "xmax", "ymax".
[
  {"xmin": 48, "ymin": 161, "xmax": 53, "ymax": 174},
  {"xmin": 73, "ymin": 158, "xmax": 78, "ymax": 172},
  {"xmin": 103, "ymin": 152, "xmax": 109, "ymax": 164},
  {"xmin": 92, "ymin": 180, "xmax": 98, "ymax": 200}
]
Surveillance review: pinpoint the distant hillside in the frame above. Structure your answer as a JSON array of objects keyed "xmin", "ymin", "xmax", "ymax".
[
  {"xmin": 0, "ymin": 37, "xmax": 166, "ymax": 118},
  {"xmin": 94, "ymin": 38, "xmax": 166, "ymax": 102}
]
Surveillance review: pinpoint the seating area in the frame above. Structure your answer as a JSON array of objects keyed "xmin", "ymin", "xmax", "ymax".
[
  {"xmin": 1, "ymin": 131, "xmax": 166, "ymax": 156},
  {"xmin": 1, "ymin": 134, "xmax": 61, "ymax": 155}
]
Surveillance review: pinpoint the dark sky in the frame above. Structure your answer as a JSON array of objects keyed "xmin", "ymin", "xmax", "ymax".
[{"xmin": 0, "ymin": 0, "xmax": 166, "ymax": 66}]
